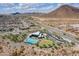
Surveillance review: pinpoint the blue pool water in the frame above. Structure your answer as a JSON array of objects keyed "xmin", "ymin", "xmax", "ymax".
[{"xmin": 24, "ymin": 37, "xmax": 39, "ymax": 45}]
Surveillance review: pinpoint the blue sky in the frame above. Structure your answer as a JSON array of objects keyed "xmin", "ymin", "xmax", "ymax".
[{"xmin": 0, "ymin": 3, "xmax": 79, "ymax": 14}]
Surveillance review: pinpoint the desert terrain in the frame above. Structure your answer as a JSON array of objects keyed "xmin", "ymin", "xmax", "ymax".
[{"xmin": 0, "ymin": 5, "xmax": 79, "ymax": 56}]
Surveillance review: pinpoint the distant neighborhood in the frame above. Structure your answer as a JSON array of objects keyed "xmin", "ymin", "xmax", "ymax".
[{"xmin": 0, "ymin": 15, "xmax": 35, "ymax": 34}]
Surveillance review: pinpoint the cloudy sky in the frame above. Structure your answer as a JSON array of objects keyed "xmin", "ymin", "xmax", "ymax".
[{"xmin": 0, "ymin": 3, "xmax": 79, "ymax": 14}]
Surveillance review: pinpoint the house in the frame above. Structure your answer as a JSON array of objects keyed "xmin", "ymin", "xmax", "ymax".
[{"xmin": 24, "ymin": 31, "xmax": 48, "ymax": 45}]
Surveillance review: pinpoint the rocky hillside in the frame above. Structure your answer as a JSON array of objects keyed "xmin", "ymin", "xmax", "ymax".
[{"xmin": 34, "ymin": 5, "xmax": 79, "ymax": 18}]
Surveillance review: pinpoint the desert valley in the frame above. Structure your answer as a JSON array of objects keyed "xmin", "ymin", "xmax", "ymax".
[{"xmin": 0, "ymin": 4, "xmax": 79, "ymax": 56}]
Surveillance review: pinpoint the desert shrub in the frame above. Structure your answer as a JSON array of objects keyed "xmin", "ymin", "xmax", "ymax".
[
  {"xmin": 3, "ymin": 32, "xmax": 27, "ymax": 42},
  {"xmin": 12, "ymin": 49, "xmax": 18, "ymax": 56},
  {"xmin": 0, "ymin": 46, "xmax": 3, "ymax": 50},
  {"xmin": 1, "ymin": 35, "xmax": 8, "ymax": 39},
  {"xmin": 0, "ymin": 46, "xmax": 3, "ymax": 53},
  {"xmin": 76, "ymin": 37, "xmax": 79, "ymax": 41},
  {"xmin": 38, "ymin": 40, "xmax": 58, "ymax": 48},
  {"xmin": 41, "ymin": 29, "xmax": 48, "ymax": 33},
  {"xmin": 11, "ymin": 46, "xmax": 25, "ymax": 56},
  {"xmin": 20, "ymin": 46, "xmax": 25, "ymax": 53}
]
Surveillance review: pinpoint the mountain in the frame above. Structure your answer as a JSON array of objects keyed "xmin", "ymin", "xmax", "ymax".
[
  {"xmin": 36, "ymin": 5, "xmax": 79, "ymax": 18},
  {"xmin": 11, "ymin": 12, "xmax": 21, "ymax": 15}
]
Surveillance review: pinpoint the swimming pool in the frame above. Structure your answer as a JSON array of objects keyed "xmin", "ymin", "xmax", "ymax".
[{"xmin": 24, "ymin": 37, "xmax": 39, "ymax": 45}]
